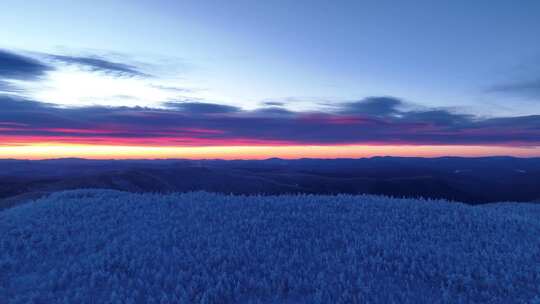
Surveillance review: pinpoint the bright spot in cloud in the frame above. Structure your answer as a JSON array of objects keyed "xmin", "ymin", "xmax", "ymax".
[{"xmin": 16, "ymin": 65, "xmax": 191, "ymax": 108}]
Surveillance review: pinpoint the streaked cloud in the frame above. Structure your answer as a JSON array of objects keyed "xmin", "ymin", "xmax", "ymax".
[
  {"xmin": 262, "ymin": 101, "xmax": 285, "ymax": 107},
  {"xmin": 0, "ymin": 49, "xmax": 52, "ymax": 80},
  {"xmin": 163, "ymin": 101, "xmax": 241, "ymax": 114},
  {"xmin": 0, "ymin": 80, "xmax": 22, "ymax": 93},
  {"xmin": 48, "ymin": 54, "xmax": 148, "ymax": 77},
  {"xmin": 488, "ymin": 78, "xmax": 540, "ymax": 99},
  {"xmin": 1, "ymin": 95, "xmax": 539, "ymax": 147}
]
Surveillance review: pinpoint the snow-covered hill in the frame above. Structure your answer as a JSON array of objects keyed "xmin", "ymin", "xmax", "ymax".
[{"xmin": 1, "ymin": 190, "xmax": 539, "ymax": 303}]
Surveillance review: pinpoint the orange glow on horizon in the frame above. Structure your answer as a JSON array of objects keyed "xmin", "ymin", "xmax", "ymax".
[{"xmin": 0, "ymin": 143, "xmax": 538, "ymax": 160}]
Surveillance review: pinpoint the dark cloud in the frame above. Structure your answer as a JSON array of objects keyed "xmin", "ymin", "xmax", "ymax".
[
  {"xmin": 0, "ymin": 49, "xmax": 151, "ymax": 94},
  {"xmin": 339, "ymin": 97, "xmax": 402, "ymax": 116},
  {"xmin": 0, "ymin": 95, "xmax": 63, "ymax": 111},
  {"xmin": 478, "ymin": 115, "xmax": 540, "ymax": 129},
  {"xmin": 49, "ymin": 54, "xmax": 147, "ymax": 77},
  {"xmin": 262, "ymin": 101, "xmax": 285, "ymax": 107},
  {"xmin": 254, "ymin": 107, "xmax": 295, "ymax": 116},
  {"xmin": 0, "ymin": 49, "xmax": 52, "ymax": 80},
  {"xmin": 163, "ymin": 101, "xmax": 241, "ymax": 114},
  {"xmin": 399, "ymin": 110, "xmax": 475, "ymax": 127},
  {"xmin": 1, "ymin": 95, "xmax": 539, "ymax": 146}
]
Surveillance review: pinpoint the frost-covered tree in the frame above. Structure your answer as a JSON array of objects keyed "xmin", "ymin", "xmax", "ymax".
[{"xmin": 1, "ymin": 189, "xmax": 539, "ymax": 303}]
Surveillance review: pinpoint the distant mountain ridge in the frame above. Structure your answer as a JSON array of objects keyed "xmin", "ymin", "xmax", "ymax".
[{"xmin": 1, "ymin": 156, "xmax": 539, "ymax": 208}]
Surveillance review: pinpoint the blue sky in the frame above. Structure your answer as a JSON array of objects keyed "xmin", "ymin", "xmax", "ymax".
[
  {"xmin": 0, "ymin": 0, "xmax": 540, "ymax": 158},
  {"xmin": 2, "ymin": 0, "xmax": 540, "ymax": 115}
]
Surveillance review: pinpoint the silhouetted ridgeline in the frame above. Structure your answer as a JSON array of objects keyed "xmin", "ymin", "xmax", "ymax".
[{"xmin": 1, "ymin": 157, "xmax": 539, "ymax": 207}]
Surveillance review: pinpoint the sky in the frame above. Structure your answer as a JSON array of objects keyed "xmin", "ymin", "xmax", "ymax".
[{"xmin": 1, "ymin": 0, "xmax": 540, "ymax": 159}]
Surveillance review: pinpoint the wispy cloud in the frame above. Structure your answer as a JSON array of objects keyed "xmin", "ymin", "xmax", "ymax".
[
  {"xmin": 0, "ymin": 49, "xmax": 195, "ymax": 108},
  {"xmin": 488, "ymin": 78, "xmax": 540, "ymax": 99},
  {"xmin": 48, "ymin": 54, "xmax": 148, "ymax": 77},
  {"xmin": 163, "ymin": 101, "xmax": 241, "ymax": 114},
  {"xmin": 0, "ymin": 80, "xmax": 22, "ymax": 93}
]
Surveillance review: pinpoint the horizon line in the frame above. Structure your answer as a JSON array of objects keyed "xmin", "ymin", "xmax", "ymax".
[
  {"xmin": 1, "ymin": 144, "xmax": 539, "ymax": 160},
  {"xmin": 1, "ymin": 155, "xmax": 538, "ymax": 162}
]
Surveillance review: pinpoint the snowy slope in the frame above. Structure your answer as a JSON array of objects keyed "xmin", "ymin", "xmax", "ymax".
[{"xmin": 1, "ymin": 190, "xmax": 539, "ymax": 303}]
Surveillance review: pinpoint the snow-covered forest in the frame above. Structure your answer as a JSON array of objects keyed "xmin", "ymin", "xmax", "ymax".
[{"xmin": 1, "ymin": 190, "xmax": 539, "ymax": 303}]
